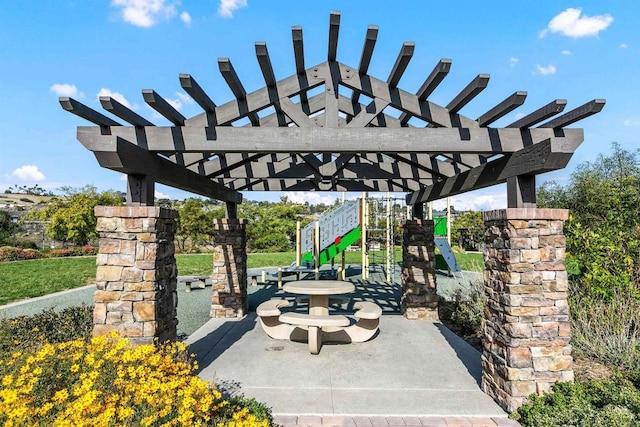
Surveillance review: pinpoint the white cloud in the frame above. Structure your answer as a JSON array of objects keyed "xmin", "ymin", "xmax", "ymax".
[
  {"xmin": 534, "ymin": 64, "xmax": 557, "ymax": 76},
  {"xmin": 509, "ymin": 57, "xmax": 519, "ymax": 67},
  {"xmin": 180, "ymin": 11, "xmax": 192, "ymax": 27},
  {"xmin": 50, "ymin": 83, "xmax": 83, "ymax": 98},
  {"xmin": 218, "ymin": 0, "xmax": 247, "ymax": 18},
  {"xmin": 155, "ymin": 190, "xmax": 170, "ymax": 199},
  {"xmin": 540, "ymin": 8, "xmax": 613, "ymax": 39},
  {"xmin": 620, "ymin": 43, "xmax": 628, "ymax": 49},
  {"xmin": 12, "ymin": 165, "xmax": 45, "ymax": 182},
  {"xmin": 284, "ymin": 191, "xmax": 337, "ymax": 206},
  {"xmin": 164, "ymin": 92, "xmax": 193, "ymax": 112},
  {"xmin": 111, "ymin": 0, "xmax": 178, "ymax": 27},
  {"xmin": 561, "ymin": 50, "xmax": 572, "ymax": 55},
  {"xmin": 430, "ymin": 190, "xmax": 507, "ymax": 212},
  {"xmin": 514, "ymin": 112, "xmax": 525, "ymax": 120},
  {"xmin": 97, "ymin": 88, "xmax": 134, "ymax": 109}
]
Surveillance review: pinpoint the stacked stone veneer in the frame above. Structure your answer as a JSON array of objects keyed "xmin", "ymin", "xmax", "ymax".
[
  {"xmin": 482, "ymin": 208, "xmax": 572, "ymax": 412},
  {"xmin": 93, "ymin": 206, "xmax": 178, "ymax": 345},
  {"xmin": 401, "ymin": 220, "xmax": 438, "ymax": 320},
  {"xmin": 210, "ymin": 219, "xmax": 248, "ymax": 318}
]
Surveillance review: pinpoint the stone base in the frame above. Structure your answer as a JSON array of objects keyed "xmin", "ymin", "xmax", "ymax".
[
  {"xmin": 211, "ymin": 219, "xmax": 248, "ymax": 318},
  {"xmin": 401, "ymin": 220, "xmax": 437, "ymax": 320},
  {"xmin": 93, "ymin": 206, "xmax": 178, "ymax": 345},
  {"xmin": 482, "ymin": 208, "xmax": 572, "ymax": 412}
]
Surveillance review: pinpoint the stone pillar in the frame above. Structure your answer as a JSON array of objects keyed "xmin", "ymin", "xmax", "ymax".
[
  {"xmin": 401, "ymin": 219, "xmax": 438, "ymax": 320},
  {"xmin": 482, "ymin": 208, "xmax": 572, "ymax": 412},
  {"xmin": 211, "ymin": 219, "xmax": 248, "ymax": 318},
  {"xmin": 93, "ymin": 206, "xmax": 178, "ymax": 345}
]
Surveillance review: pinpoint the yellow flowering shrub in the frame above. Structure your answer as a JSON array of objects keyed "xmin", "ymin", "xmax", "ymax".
[{"xmin": 0, "ymin": 332, "xmax": 271, "ymax": 426}]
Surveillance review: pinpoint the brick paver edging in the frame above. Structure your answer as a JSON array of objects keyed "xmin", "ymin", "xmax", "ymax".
[{"xmin": 272, "ymin": 415, "xmax": 521, "ymax": 427}]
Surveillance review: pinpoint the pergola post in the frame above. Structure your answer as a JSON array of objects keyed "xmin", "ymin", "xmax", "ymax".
[
  {"xmin": 126, "ymin": 174, "xmax": 155, "ymax": 206},
  {"xmin": 482, "ymin": 208, "xmax": 572, "ymax": 412},
  {"xmin": 210, "ymin": 219, "xmax": 248, "ymax": 317},
  {"xmin": 401, "ymin": 219, "xmax": 437, "ymax": 319},
  {"xmin": 93, "ymin": 206, "xmax": 178, "ymax": 345}
]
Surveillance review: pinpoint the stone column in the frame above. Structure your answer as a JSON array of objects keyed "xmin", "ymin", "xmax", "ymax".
[
  {"xmin": 211, "ymin": 219, "xmax": 248, "ymax": 318},
  {"xmin": 401, "ymin": 220, "xmax": 438, "ymax": 320},
  {"xmin": 482, "ymin": 208, "xmax": 572, "ymax": 412},
  {"xmin": 93, "ymin": 206, "xmax": 178, "ymax": 345}
]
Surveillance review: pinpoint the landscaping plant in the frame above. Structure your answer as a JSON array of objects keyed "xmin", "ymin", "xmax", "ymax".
[{"xmin": 0, "ymin": 306, "xmax": 274, "ymax": 426}]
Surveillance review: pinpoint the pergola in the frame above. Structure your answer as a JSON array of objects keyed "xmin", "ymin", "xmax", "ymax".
[
  {"xmin": 60, "ymin": 12, "xmax": 604, "ymax": 412},
  {"xmin": 60, "ymin": 11, "xmax": 603, "ymax": 213}
]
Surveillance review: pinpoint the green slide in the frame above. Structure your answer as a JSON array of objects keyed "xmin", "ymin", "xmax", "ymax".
[{"xmin": 300, "ymin": 226, "xmax": 361, "ymax": 267}]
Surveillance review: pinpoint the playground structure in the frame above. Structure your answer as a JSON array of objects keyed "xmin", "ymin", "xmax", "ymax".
[{"xmin": 265, "ymin": 192, "xmax": 462, "ymax": 286}]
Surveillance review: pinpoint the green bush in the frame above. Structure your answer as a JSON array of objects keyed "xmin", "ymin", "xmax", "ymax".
[
  {"xmin": 0, "ymin": 305, "xmax": 93, "ymax": 357},
  {"xmin": 514, "ymin": 375, "xmax": 640, "ymax": 426},
  {"xmin": 569, "ymin": 285, "xmax": 640, "ymax": 370}
]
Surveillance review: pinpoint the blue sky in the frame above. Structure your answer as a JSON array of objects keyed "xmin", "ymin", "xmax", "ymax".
[{"xmin": 1, "ymin": 1, "xmax": 637, "ymax": 210}]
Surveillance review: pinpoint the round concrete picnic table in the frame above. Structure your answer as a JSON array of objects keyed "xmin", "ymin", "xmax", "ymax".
[{"xmin": 283, "ymin": 280, "xmax": 355, "ymax": 316}]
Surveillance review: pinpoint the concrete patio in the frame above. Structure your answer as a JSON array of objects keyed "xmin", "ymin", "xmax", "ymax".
[{"xmin": 185, "ymin": 268, "xmax": 518, "ymax": 426}]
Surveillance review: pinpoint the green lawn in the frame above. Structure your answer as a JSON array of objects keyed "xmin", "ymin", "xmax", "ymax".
[{"xmin": 0, "ymin": 250, "xmax": 483, "ymax": 305}]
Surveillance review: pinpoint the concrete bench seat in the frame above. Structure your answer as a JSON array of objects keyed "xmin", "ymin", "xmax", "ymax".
[
  {"xmin": 178, "ymin": 276, "xmax": 209, "ymax": 292},
  {"xmin": 256, "ymin": 299, "xmax": 291, "ymax": 317},
  {"xmin": 279, "ymin": 312, "xmax": 351, "ymax": 354},
  {"xmin": 256, "ymin": 299, "xmax": 297, "ymax": 340},
  {"xmin": 354, "ymin": 301, "xmax": 383, "ymax": 319},
  {"xmin": 278, "ymin": 312, "xmax": 350, "ymax": 328}
]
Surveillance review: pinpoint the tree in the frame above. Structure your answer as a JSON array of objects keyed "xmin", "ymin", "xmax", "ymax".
[
  {"xmin": 451, "ymin": 211, "xmax": 483, "ymax": 250},
  {"xmin": 538, "ymin": 143, "xmax": 640, "ymax": 298},
  {"xmin": 25, "ymin": 186, "xmax": 124, "ymax": 246},
  {"xmin": 175, "ymin": 198, "xmax": 224, "ymax": 252},
  {"xmin": 0, "ymin": 211, "xmax": 15, "ymax": 245}
]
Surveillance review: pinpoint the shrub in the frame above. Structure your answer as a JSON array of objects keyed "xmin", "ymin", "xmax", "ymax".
[
  {"xmin": 513, "ymin": 374, "xmax": 640, "ymax": 426},
  {"xmin": 0, "ymin": 333, "xmax": 271, "ymax": 426},
  {"xmin": 0, "ymin": 246, "xmax": 41, "ymax": 262},
  {"xmin": 0, "ymin": 305, "xmax": 93, "ymax": 357},
  {"xmin": 438, "ymin": 279, "xmax": 485, "ymax": 348},
  {"xmin": 0, "ymin": 308, "xmax": 274, "ymax": 426},
  {"xmin": 569, "ymin": 285, "xmax": 640, "ymax": 370}
]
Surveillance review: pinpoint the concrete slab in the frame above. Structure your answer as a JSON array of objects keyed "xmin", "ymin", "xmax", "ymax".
[{"xmin": 186, "ymin": 314, "xmax": 507, "ymax": 418}]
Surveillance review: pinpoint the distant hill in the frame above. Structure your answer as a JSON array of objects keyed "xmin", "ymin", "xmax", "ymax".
[{"xmin": 0, "ymin": 193, "xmax": 56, "ymax": 211}]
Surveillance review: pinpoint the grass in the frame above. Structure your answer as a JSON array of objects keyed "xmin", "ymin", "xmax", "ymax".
[{"xmin": 0, "ymin": 250, "xmax": 484, "ymax": 305}]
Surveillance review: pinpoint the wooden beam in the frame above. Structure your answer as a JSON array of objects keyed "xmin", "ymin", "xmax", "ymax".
[
  {"xmin": 387, "ymin": 42, "xmax": 415, "ymax": 87},
  {"xmin": 336, "ymin": 63, "xmax": 454, "ymax": 127},
  {"xmin": 446, "ymin": 74, "xmax": 490, "ymax": 113},
  {"xmin": 217, "ymin": 58, "xmax": 261, "ymax": 126},
  {"xmin": 292, "ymin": 26, "xmax": 305, "ymax": 74},
  {"xmin": 506, "ymin": 99, "xmax": 567, "ymax": 128},
  {"xmin": 79, "ymin": 135, "xmax": 242, "ymax": 203},
  {"xmin": 539, "ymin": 99, "xmax": 606, "ymax": 129},
  {"xmin": 277, "ymin": 97, "xmax": 316, "ymax": 127},
  {"xmin": 476, "ymin": 91, "xmax": 527, "ymax": 127},
  {"xmin": 358, "ymin": 25, "xmax": 378, "ymax": 74},
  {"xmin": 255, "ymin": 42, "xmax": 277, "ymax": 88},
  {"xmin": 126, "ymin": 174, "xmax": 155, "ymax": 206},
  {"xmin": 218, "ymin": 57, "xmax": 248, "ymax": 100},
  {"xmin": 86, "ymin": 124, "xmax": 583, "ymax": 154},
  {"xmin": 100, "ymin": 96, "xmax": 154, "ymax": 127},
  {"xmin": 507, "ymin": 175, "xmax": 536, "ymax": 208},
  {"xmin": 345, "ymin": 98, "xmax": 390, "ymax": 128},
  {"xmin": 406, "ymin": 137, "xmax": 583, "ymax": 204},
  {"xmin": 179, "ymin": 74, "xmax": 217, "ymax": 113},
  {"xmin": 59, "ymin": 97, "xmax": 121, "ymax": 127},
  {"xmin": 399, "ymin": 58, "xmax": 452, "ymax": 125},
  {"xmin": 142, "ymin": 90, "xmax": 186, "ymax": 126},
  {"xmin": 327, "ymin": 11, "xmax": 340, "ymax": 62}
]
